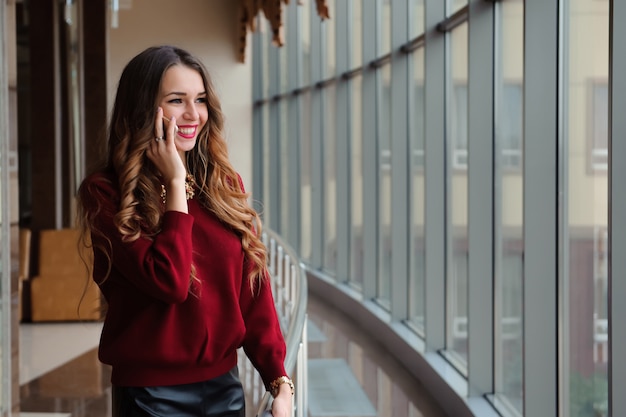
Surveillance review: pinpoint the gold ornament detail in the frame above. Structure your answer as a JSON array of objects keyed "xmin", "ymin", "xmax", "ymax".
[{"xmin": 161, "ymin": 174, "xmax": 196, "ymax": 204}]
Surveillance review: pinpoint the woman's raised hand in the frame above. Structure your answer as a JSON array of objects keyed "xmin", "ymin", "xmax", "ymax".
[{"xmin": 147, "ymin": 107, "xmax": 188, "ymax": 213}]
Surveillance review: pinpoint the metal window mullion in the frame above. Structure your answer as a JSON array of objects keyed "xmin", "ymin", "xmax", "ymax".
[
  {"xmin": 424, "ymin": 0, "xmax": 447, "ymax": 351},
  {"xmin": 287, "ymin": 4, "xmax": 299, "ymax": 93},
  {"xmin": 559, "ymin": 2, "xmax": 571, "ymax": 415},
  {"xmin": 610, "ymin": 1, "xmax": 626, "ymax": 416},
  {"xmin": 523, "ymin": 1, "xmax": 559, "ymax": 416},
  {"xmin": 252, "ymin": 21, "xmax": 264, "ymax": 102},
  {"xmin": 252, "ymin": 107, "xmax": 265, "ymax": 214},
  {"xmin": 467, "ymin": 0, "xmax": 494, "ymax": 397},
  {"xmin": 268, "ymin": 42, "xmax": 281, "ymax": 232},
  {"xmin": 443, "ymin": 28, "xmax": 453, "ymax": 354},
  {"xmin": 286, "ymin": 93, "xmax": 300, "ymax": 246},
  {"xmin": 320, "ymin": 0, "xmax": 332, "ymax": 272},
  {"xmin": 361, "ymin": 0, "xmax": 379, "ymax": 298},
  {"xmin": 287, "ymin": 3, "xmax": 301, "ymax": 252},
  {"xmin": 491, "ymin": 2, "xmax": 505, "ymax": 406},
  {"xmin": 390, "ymin": 0, "xmax": 410, "ymax": 320},
  {"xmin": 252, "ymin": 26, "xmax": 265, "ymax": 212},
  {"xmin": 335, "ymin": 1, "xmax": 351, "ymax": 283},
  {"xmin": 309, "ymin": 0, "xmax": 324, "ymax": 269}
]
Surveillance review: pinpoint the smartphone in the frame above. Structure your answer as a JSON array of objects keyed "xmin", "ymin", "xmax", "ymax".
[{"xmin": 162, "ymin": 116, "xmax": 178, "ymax": 140}]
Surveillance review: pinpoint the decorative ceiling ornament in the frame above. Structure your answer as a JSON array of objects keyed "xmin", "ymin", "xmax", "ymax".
[{"xmin": 238, "ymin": 0, "xmax": 330, "ymax": 63}]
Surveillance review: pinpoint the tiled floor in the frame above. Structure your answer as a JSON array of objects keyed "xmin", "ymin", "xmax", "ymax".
[
  {"xmin": 306, "ymin": 295, "xmax": 447, "ymax": 417},
  {"xmin": 19, "ymin": 293, "xmax": 447, "ymax": 417},
  {"xmin": 19, "ymin": 322, "xmax": 103, "ymax": 385}
]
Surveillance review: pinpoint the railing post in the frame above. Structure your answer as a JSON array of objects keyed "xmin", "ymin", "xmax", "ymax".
[
  {"xmin": 296, "ymin": 314, "xmax": 308, "ymax": 417},
  {"xmin": 250, "ymin": 231, "xmax": 308, "ymax": 417}
]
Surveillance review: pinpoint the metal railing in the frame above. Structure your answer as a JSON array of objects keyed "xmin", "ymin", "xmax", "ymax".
[{"xmin": 238, "ymin": 229, "xmax": 308, "ymax": 417}]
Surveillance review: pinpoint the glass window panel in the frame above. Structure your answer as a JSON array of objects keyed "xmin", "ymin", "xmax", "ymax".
[
  {"xmin": 381, "ymin": 0, "xmax": 391, "ymax": 55},
  {"xmin": 591, "ymin": 83, "xmax": 608, "ymax": 171},
  {"xmin": 350, "ymin": 74, "xmax": 364, "ymax": 288},
  {"xmin": 410, "ymin": 0, "xmax": 425, "ymax": 39},
  {"xmin": 500, "ymin": 84, "xmax": 523, "ymax": 171},
  {"xmin": 301, "ymin": 91, "xmax": 312, "ymax": 261},
  {"xmin": 445, "ymin": 22, "xmax": 468, "ymax": 369},
  {"xmin": 351, "ymin": 0, "xmax": 362, "ymax": 68},
  {"xmin": 279, "ymin": 16, "xmax": 288, "ymax": 92},
  {"xmin": 324, "ymin": 0, "xmax": 336, "ymax": 77},
  {"xmin": 260, "ymin": 17, "xmax": 270, "ymax": 97},
  {"xmin": 493, "ymin": 2, "xmax": 524, "ymax": 413},
  {"xmin": 324, "ymin": 84, "xmax": 337, "ymax": 274},
  {"xmin": 409, "ymin": 47, "xmax": 425, "ymax": 333},
  {"xmin": 65, "ymin": 0, "xmax": 83, "ymax": 193},
  {"xmin": 378, "ymin": 64, "xmax": 392, "ymax": 305},
  {"xmin": 452, "ymin": 86, "xmax": 468, "ymax": 170},
  {"xmin": 280, "ymin": 100, "xmax": 289, "ymax": 237},
  {"xmin": 262, "ymin": 104, "xmax": 271, "ymax": 225},
  {"xmin": 301, "ymin": 0, "xmax": 311, "ymax": 86},
  {"xmin": 565, "ymin": 1, "xmax": 609, "ymax": 416},
  {"xmin": 448, "ymin": 0, "xmax": 467, "ymax": 16}
]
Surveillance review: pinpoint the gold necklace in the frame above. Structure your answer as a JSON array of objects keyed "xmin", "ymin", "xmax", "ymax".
[{"xmin": 160, "ymin": 174, "xmax": 196, "ymax": 203}]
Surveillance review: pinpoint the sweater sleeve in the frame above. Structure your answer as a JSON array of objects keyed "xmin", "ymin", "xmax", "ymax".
[
  {"xmin": 239, "ymin": 268, "xmax": 288, "ymax": 389},
  {"xmin": 82, "ymin": 173, "xmax": 195, "ymax": 304},
  {"xmin": 234, "ymin": 173, "xmax": 288, "ymax": 387}
]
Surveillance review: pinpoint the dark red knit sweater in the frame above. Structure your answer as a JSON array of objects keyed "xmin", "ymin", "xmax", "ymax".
[{"xmin": 81, "ymin": 171, "xmax": 287, "ymax": 388}]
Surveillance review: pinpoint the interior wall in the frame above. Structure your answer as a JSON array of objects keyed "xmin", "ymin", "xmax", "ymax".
[{"xmin": 108, "ymin": 0, "xmax": 254, "ymax": 190}]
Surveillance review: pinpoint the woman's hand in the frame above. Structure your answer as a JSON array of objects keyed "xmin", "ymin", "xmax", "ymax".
[
  {"xmin": 147, "ymin": 107, "xmax": 188, "ymax": 212},
  {"xmin": 147, "ymin": 107, "xmax": 186, "ymax": 182},
  {"xmin": 270, "ymin": 385, "xmax": 293, "ymax": 417}
]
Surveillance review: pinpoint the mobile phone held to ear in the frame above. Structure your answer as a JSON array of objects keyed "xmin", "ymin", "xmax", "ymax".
[{"xmin": 162, "ymin": 116, "xmax": 178, "ymax": 140}]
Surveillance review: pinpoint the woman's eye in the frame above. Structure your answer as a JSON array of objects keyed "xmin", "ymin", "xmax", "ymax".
[
  {"xmin": 196, "ymin": 97, "xmax": 207, "ymax": 103},
  {"xmin": 168, "ymin": 98, "xmax": 183, "ymax": 104}
]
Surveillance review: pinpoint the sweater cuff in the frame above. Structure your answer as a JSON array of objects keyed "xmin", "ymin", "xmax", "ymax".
[{"xmin": 161, "ymin": 211, "xmax": 194, "ymax": 231}]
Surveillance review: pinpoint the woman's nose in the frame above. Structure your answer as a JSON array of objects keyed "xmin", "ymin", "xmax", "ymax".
[{"xmin": 184, "ymin": 103, "xmax": 200, "ymax": 120}]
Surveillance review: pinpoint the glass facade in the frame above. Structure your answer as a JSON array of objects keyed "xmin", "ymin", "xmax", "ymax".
[
  {"xmin": 409, "ymin": 41, "xmax": 425, "ymax": 334},
  {"xmin": 0, "ymin": 0, "xmax": 623, "ymax": 414},
  {"xmin": 494, "ymin": 1, "xmax": 524, "ymax": 413},
  {"xmin": 323, "ymin": 84, "xmax": 337, "ymax": 274},
  {"xmin": 251, "ymin": 1, "xmax": 623, "ymax": 415},
  {"xmin": 378, "ymin": 63, "xmax": 392, "ymax": 305},
  {"xmin": 0, "ymin": 0, "xmax": 622, "ymax": 414},
  {"xmin": 445, "ymin": 20, "xmax": 469, "ymax": 370},
  {"xmin": 350, "ymin": 73, "xmax": 363, "ymax": 289},
  {"xmin": 565, "ymin": 0, "xmax": 609, "ymax": 416}
]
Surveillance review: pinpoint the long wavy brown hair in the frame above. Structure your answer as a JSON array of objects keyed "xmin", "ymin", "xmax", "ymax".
[{"xmin": 77, "ymin": 45, "xmax": 267, "ymax": 291}]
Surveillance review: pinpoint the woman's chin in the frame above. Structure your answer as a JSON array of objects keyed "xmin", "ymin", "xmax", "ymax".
[{"xmin": 175, "ymin": 138, "xmax": 198, "ymax": 153}]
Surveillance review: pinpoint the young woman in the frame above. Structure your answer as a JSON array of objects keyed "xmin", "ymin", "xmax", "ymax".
[{"xmin": 77, "ymin": 45, "xmax": 293, "ymax": 417}]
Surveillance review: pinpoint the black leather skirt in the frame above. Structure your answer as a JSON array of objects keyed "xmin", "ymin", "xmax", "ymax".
[{"xmin": 112, "ymin": 366, "xmax": 245, "ymax": 417}]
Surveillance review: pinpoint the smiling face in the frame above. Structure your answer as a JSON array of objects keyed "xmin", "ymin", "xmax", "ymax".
[{"xmin": 158, "ymin": 64, "xmax": 209, "ymax": 158}]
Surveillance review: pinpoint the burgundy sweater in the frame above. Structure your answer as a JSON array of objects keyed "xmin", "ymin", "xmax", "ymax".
[{"xmin": 81, "ymin": 172, "xmax": 287, "ymax": 388}]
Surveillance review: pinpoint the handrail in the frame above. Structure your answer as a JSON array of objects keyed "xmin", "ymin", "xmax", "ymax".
[{"xmin": 238, "ymin": 229, "xmax": 308, "ymax": 417}]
